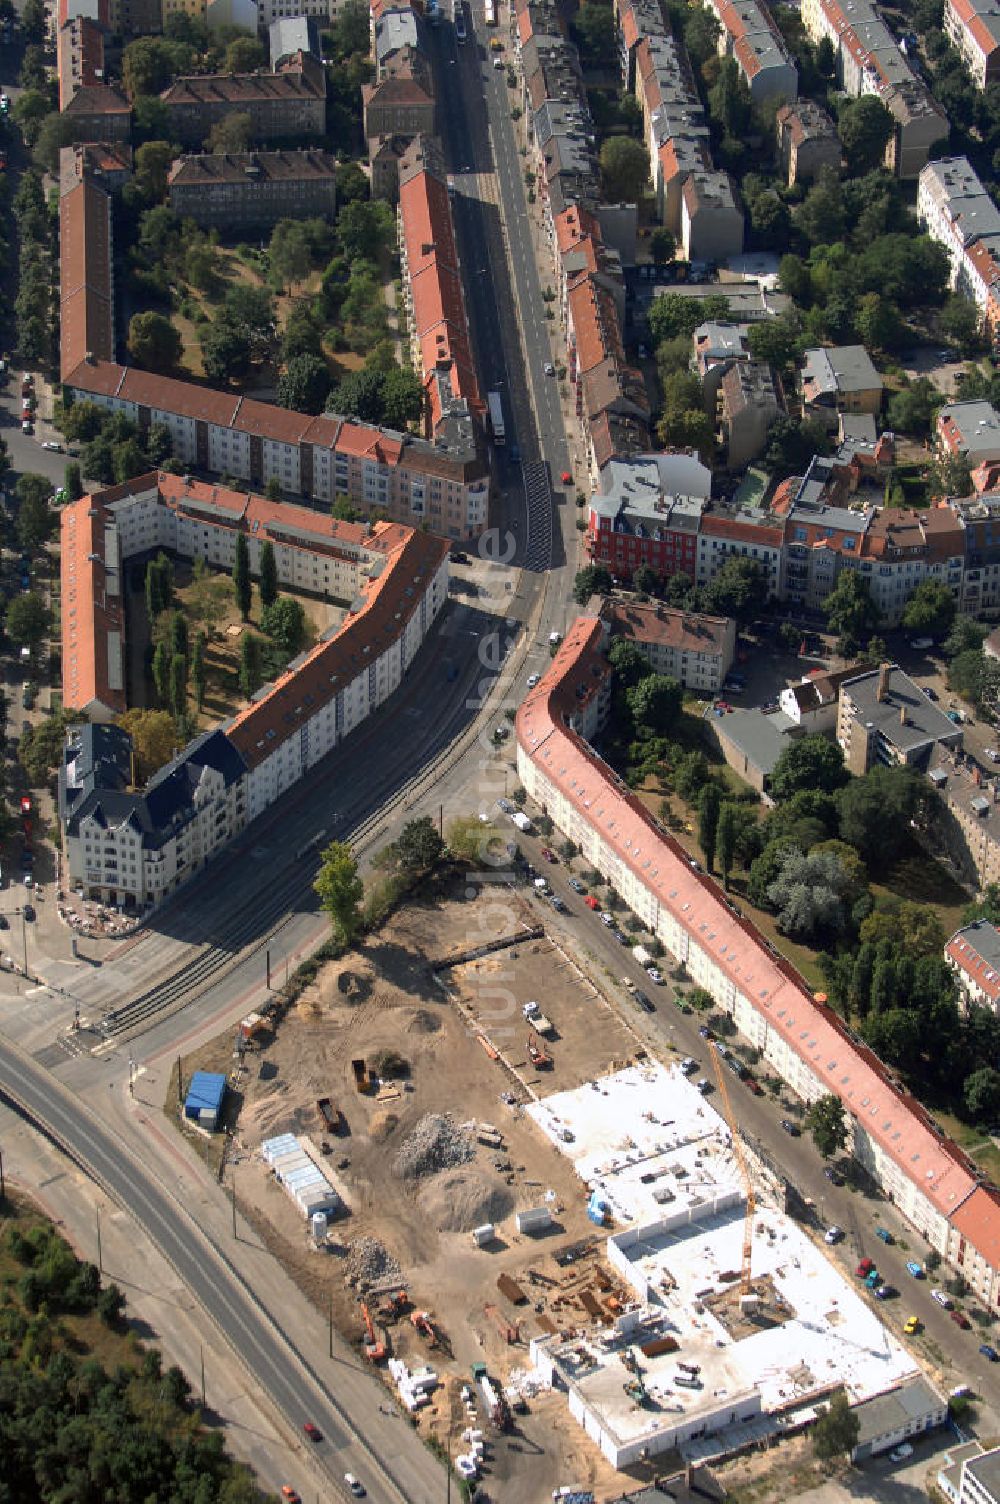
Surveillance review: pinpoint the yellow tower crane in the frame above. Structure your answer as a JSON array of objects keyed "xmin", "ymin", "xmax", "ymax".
[{"xmin": 708, "ymin": 1040, "xmax": 755, "ymax": 1296}]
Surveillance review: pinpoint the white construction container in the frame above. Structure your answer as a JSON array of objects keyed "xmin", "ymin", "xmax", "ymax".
[
  {"xmin": 511, "ymin": 812, "xmax": 532, "ymax": 832},
  {"xmin": 471, "ymin": 1223, "xmax": 496, "ymax": 1247},
  {"xmin": 516, "ymin": 1206, "xmax": 553, "ymax": 1234},
  {"xmin": 311, "ymin": 1211, "xmax": 328, "ymax": 1243},
  {"xmin": 631, "ymin": 945, "xmax": 653, "ymax": 968}
]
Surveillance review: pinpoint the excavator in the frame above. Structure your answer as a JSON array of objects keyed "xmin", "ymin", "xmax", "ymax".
[
  {"xmin": 378, "ymin": 1288, "xmax": 411, "ymax": 1323},
  {"xmin": 410, "ymin": 1309, "xmax": 437, "ymax": 1347},
  {"xmin": 527, "ymin": 1037, "xmax": 552, "ymax": 1069},
  {"xmin": 360, "ymin": 1302, "xmax": 387, "ymax": 1362}
]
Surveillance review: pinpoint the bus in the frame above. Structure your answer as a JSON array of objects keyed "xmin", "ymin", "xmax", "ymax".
[
  {"xmin": 484, "ymin": 0, "xmax": 496, "ymax": 23},
  {"xmin": 455, "ymin": 5, "xmax": 466, "ymax": 41},
  {"xmin": 487, "ymin": 389, "xmax": 505, "ymax": 445}
]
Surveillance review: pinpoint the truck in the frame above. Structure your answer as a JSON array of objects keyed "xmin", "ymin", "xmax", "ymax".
[
  {"xmin": 523, "ymin": 1000, "xmax": 554, "ymax": 1035},
  {"xmin": 317, "ymin": 1097, "xmax": 344, "ymax": 1133},
  {"xmin": 632, "ymin": 944, "xmax": 653, "ymax": 968},
  {"xmin": 484, "ymin": 0, "xmax": 496, "ymax": 21},
  {"xmin": 487, "ymin": 389, "xmax": 505, "ymax": 445}
]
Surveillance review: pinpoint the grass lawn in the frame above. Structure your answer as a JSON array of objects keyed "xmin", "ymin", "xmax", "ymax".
[
  {"xmin": 929, "ymin": 1108, "xmax": 1000, "ymax": 1187},
  {"xmin": 168, "ymin": 560, "xmax": 330, "ymax": 731}
]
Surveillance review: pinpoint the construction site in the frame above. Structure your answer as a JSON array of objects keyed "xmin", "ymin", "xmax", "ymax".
[
  {"xmin": 179, "ymin": 873, "xmax": 942, "ymax": 1497},
  {"xmin": 529, "ymin": 1061, "xmax": 935, "ymax": 1469}
]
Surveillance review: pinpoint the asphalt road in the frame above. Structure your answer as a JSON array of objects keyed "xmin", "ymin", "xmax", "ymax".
[{"xmin": 0, "ymin": 1036, "xmax": 444, "ymax": 1504}]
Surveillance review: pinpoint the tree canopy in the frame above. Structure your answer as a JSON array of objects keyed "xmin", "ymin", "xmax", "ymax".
[
  {"xmin": 598, "ymin": 136, "xmax": 650, "ymax": 202},
  {"xmin": 314, "ymin": 840, "xmax": 365, "ymax": 944},
  {"xmin": 901, "ymin": 579, "xmax": 956, "ymax": 639},
  {"xmin": 770, "ymin": 735, "xmax": 849, "ymax": 802}
]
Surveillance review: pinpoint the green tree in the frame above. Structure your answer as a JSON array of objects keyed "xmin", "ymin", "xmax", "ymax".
[
  {"xmin": 649, "ymin": 292, "xmax": 730, "ymax": 343},
  {"xmin": 337, "ymin": 199, "xmax": 395, "ymax": 262},
  {"xmin": 746, "ymin": 311, "xmax": 801, "ymax": 372},
  {"xmin": 573, "ymin": 564, "xmax": 613, "ymax": 604},
  {"xmin": 650, "ymin": 228, "xmax": 676, "ymax": 264},
  {"xmin": 380, "ymin": 366, "xmax": 425, "ymax": 429},
  {"xmin": 598, "ymin": 136, "xmax": 650, "ymax": 202},
  {"xmin": 767, "ymin": 848, "xmax": 850, "ymax": 939},
  {"xmin": 708, "ymin": 57, "xmax": 752, "ymax": 137},
  {"xmin": 838, "ymin": 95, "xmax": 894, "ymax": 174},
  {"xmin": 887, "ymin": 377, "xmax": 940, "ymax": 437},
  {"xmin": 32, "ymin": 112, "xmax": 76, "ymax": 175},
  {"xmin": 283, "ymin": 298, "xmax": 324, "ymax": 362},
  {"xmin": 201, "ymin": 317, "xmax": 253, "ymax": 386},
  {"xmin": 64, "ymin": 461, "xmax": 84, "ymax": 501},
  {"xmin": 233, "ymin": 532, "xmax": 251, "ymax": 621},
  {"xmin": 394, "ymin": 815, "xmax": 445, "ymax": 872},
  {"xmin": 224, "ymin": 34, "xmax": 265, "ymax": 71},
  {"xmin": 128, "ymin": 311, "xmax": 182, "ymax": 372},
  {"xmin": 700, "ymin": 557, "xmax": 768, "ymax": 621},
  {"xmin": 191, "ymin": 631, "xmax": 206, "ymax": 713},
  {"xmin": 238, "ymin": 631, "xmax": 260, "ymax": 697},
  {"xmin": 854, "ymin": 293, "xmax": 903, "ymax": 352},
  {"xmin": 823, "ymin": 569, "xmax": 881, "ymax": 639},
  {"xmin": 717, "ymin": 803, "xmax": 739, "ymax": 887},
  {"xmin": 314, "ymin": 839, "xmax": 365, "ymax": 943},
  {"xmin": 836, "ymin": 765, "xmax": 921, "ymax": 870},
  {"xmin": 134, "ymin": 140, "xmax": 176, "ymax": 202},
  {"xmin": 572, "ymin": 0, "xmax": 617, "ymax": 67},
  {"xmin": 259, "ymin": 539, "xmax": 278, "ymax": 609},
  {"xmin": 964, "ymin": 1066, "xmax": 1000, "ymax": 1123},
  {"xmin": 948, "ymin": 648, "xmax": 1000, "ymax": 706},
  {"xmin": 944, "ymin": 614, "xmax": 987, "ymax": 659},
  {"xmin": 277, "ymin": 353, "xmax": 331, "ymax": 414},
  {"xmin": 805, "ymin": 1094, "xmax": 849, "ymax": 1158},
  {"xmin": 795, "ymin": 167, "xmax": 845, "ymax": 246},
  {"xmin": 168, "ymin": 653, "xmax": 187, "ymax": 717},
  {"xmin": 20, "ymin": 0, "xmax": 45, "ymax": 41},
  {"xmin": 901, "ymin": 579, "xmax": 956, "ymax": 639},
  {"xmin": 225, "ymin": 284, "xmax": 275, "ymax": 359},
  {"xmin": 122, "ymin": 36, "xmax": 183, "ymax": 98},
  {"xmin": 698, "ymin": 783, "xmax": 721, "ymax": 874},
  {"xmin": 627, "ymin": 674, "xmax": 682, "ymax": 734},
  {"xmin": 764, "ymin": 415, "xmax": 830, "ymax": 478},
  {"xmin": 15, "ymin": 473, "xmax": 53, "ymax": 549},
  {"xmin": 151, "ymin": 640, "xmax": 170, "ymax": 703},
  {"xmin": 269, "ymin": 218, "xmax": 314, "ymax": 291},
  {"xmin": 683, "ymin": 3, "xmax": 720, "ymax": 65},
  {"xmin": 608, "ymin": 637, "xmax": 650, "ymax": 689},
  {"xmin": 206, "ymin": 111, "xmax": 253, "ymax": 152},
  {"xmin": 5, "ymin": 592, "xmax": 50, "ymax": 651},
  {"xmin": 261, "ymin": 596, "xmax": 306, "ymax": 656},
  {"xmin": 812, "ymin": 1391, "xmax": 859, "ymax": 1461},
  {"xmin": 770, "ymin": 735, "xmax": 848, "ymax": 801}
]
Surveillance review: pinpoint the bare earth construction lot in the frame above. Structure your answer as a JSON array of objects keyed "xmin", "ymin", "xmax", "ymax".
[{"xmin": 172, "ymin": 876, "xmax": 651, "ymax": 1498}]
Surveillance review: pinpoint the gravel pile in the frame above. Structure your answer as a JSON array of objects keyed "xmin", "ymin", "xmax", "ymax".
[
  {"xmin": 392, "ymin": 1113, "xmax": 475, "ymax": 1181},
  {"xmin": 419, "ymin": 1170, "xmax": 514, "ymax": 1233},
  {"xmin": 346, "ymin": 1236, "xmax": 401, "ymax": 1286}
]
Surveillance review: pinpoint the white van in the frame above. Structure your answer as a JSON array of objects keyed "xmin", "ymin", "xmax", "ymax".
[{"xmin": 931, "ymin": 1288, "xmax": 953, "ymax": 1309}]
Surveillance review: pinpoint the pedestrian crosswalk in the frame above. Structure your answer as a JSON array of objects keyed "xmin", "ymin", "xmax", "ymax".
[{"xmin": 521, "ymin": 461, "xmax": 552, "ymax": 572}]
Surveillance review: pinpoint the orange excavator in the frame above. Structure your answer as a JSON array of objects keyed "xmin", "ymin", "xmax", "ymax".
[
  {"xmin": 410, "ymin": 1309, "xmax": 437, "ymax": 1347},
  {"xmin": 527, "ymin": 1037, "xmax": 552, "ymax": 1069},
  {"xmin": 378, "ymin": 1288, "xmax": 411, "ymax": 1323},
  {"xmin": 361, "ymin": 1302, "xmax": 387, "ymax": 1362}
]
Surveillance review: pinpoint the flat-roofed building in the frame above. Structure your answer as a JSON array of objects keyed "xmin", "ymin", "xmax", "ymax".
[
  {"xmin": 836, "ymin": 661, "xmax": 963, "ymax": 774},
  {"xmin": 775, "ymin": 98, "xmax": 840, "ymax": 185}
]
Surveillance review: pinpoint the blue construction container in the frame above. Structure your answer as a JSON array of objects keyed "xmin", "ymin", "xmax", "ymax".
[{"xmin": 184, "ymin": 1070, "xmax": 226, "ymax": 1129}]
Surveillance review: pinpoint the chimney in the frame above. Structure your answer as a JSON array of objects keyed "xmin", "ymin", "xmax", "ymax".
[{"xmin": 876, "ymin": 662, "xmax": 891, "ymax": 702}]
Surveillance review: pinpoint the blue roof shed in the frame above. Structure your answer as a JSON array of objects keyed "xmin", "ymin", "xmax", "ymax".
[{"xmin": 184, "ymin": 1070, "xmax": 227, "ymax": 1129}]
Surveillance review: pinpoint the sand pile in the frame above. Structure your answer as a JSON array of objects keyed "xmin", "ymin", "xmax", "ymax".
[
  {"xmin": 368, "ymin": 1110, "xmax": 399, "ymax": 1141},
  {"xmin": 418, "ymin": 1170, "xmax": 514, "ymax": 1233}
]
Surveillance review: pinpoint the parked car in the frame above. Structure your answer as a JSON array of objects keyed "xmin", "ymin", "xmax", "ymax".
[
  {"xmin": 889, "ymin": 1443, "xmax": 914, "ymax": 1463},
  {"xmin": 612, "ymin": 929, "xmax": 628, "ymax": 944},
  {"xmin": 600, "ymin": 911, "xmax": 614, "ymax": 926},
  {"xmin": 540, "ymin": 847, "xmax": 557, "ymax": 863},
  {"xmin": 646, "ymin": 967, "xmax": 664, "ymax": 984},
  {"xmin": 825, "ymin": 1226, "xmax": 843, "ymax": 1244},
  {"xmin": 302, "ymin": 1422, "xmax": 322, "ymax": 1442},
  {"xmin": 923, "ymin": 685, "xmax": 938, "ymax": 700},
  {"xmin": 527, "ymin": 673, "xmax": 540, "ymax": 688},
  {"xmin": 875, "ymin": 1285, "xmax": 896, "ymax": 1300},
  {"xmin": 280, "ymin": 1489, "xmax": 301, "ymax": 1504},
  {"xmin": 824, "ymin": 1166, "xmax": 844, "ymax": 1185},
  {"xmin": 680, "ymin": 1058, "xmax": 698, "ymax": 1075},
  {"xmin": 980, "ymin": 1343, "xmax": 999, "ymax": 1361},
  {"xmin": 696, "ymin": 1078, "xmax": 712, "ymax": 1094},
  {"xmin": 906, "ymin": 1261, "xmax": 925, "ymax": 1278},
  {"xmin": 780, "ymin": 1119, "xmax": 801, "ymax": 1136},
  {"xmin": 584, "ymin": 895, "xmax": 601, "ymax": 910},
  {"xmin": 909, "ymin": 637, "xmax": 933, "ymax": 650},
  {"xmin": 875, "ymin": 1227, "xmax": 894, "ymax": 1244},
  {"xmin": 633, "ymin": 990, "xmax": 654, "ymax": 1012},
  {"xmin": 568, "ymin": 878, "xmax": 585, "ymax": 893},
  {"xmin": 856, "ymin": 1258, "xmax": 874, "ymax": 1277},
  {"xmin": 931, "ymin": 1288, "xmax": 953, "ymax": 1309},
  {"xmin": 22, "ymin": 904, "xmax": 35, "ymax": 921},
  {"xmin": 904, "ymin": 1315, "xmax": 921, "ymax": 1334},
  {"xmin": 950, "ymin": 1309, "xmax": 971, "ymax": 1329}
]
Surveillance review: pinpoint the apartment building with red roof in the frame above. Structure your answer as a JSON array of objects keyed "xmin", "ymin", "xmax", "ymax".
[
  {"xmin": 56, "ymin": 15, "xmax": 130, "ymax": 140},
  {"xmin": 946, "ymin": 921, "xmax": 1000, "ymax": 1014},
  {"xmin": 397, "ymin": 135, "xmax": 483, "ymax": 443},
  {"xmin": 59, "ymin": 174, "xmax": 114, "ymax": 384},
  {"xmin": 59, "ymin": 472, "xmax": 450, "ymax": 904},
  {"xmin": 945, "ymin": 0, "xmax": 1000, "ymax": 88},
  {"xmin": 709, "ymin": 0, "xmax": 798, "ymax": 102},
  {"xmin": 516, "ymin": 618, "xmax": 1000, "ymax": 1310}
]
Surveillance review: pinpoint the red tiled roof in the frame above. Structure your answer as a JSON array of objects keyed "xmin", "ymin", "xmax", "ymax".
[
  {"xmin": 227, "ymin": 526, "xmax": 449, "ymax": 769},
  {"xmin": 59, "ymin": 177, "xmax": 114, "ymax": 383},
  {"xmin": 516, "ymin": 618, "xmax": 982, "ymax": 1228},
  {"xmin": 949, "ymin": 1186, "xmax": 1000, "ymax": 1273},
  {"xmin": 701, "ymin": 513, "xmax": 783, "ymax": 547},
  {"xmin": 605, "ymin": 599, "xmax": 731, "ymax": 655},
  {"xmin": 61, "ymin": 491, "xmax": 127, "ymax": 716},
  {"xmin": 946, "ymin": 927, "xmax": 1000, "ymax": 1004}
]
